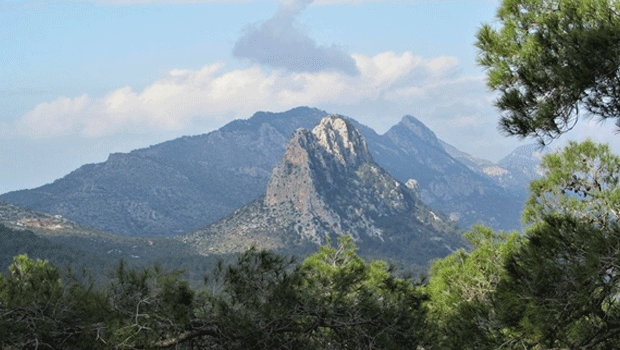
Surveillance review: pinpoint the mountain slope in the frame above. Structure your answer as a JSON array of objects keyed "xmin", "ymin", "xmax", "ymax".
[
  {"xmin": 185, "ymin": 116, "xmax": 460, "ymax": 267},
  {"xmin": 0, "ymin": 200, "xmax": 109, "ymax": 238},
  {"xmin": 356, "ymin": 116, "xmax": 526, "ymax": 230},
  {"xmin": 442, "ymin": 141, "xmax": 544, "ymax": 194},
  {"xmin": 0, "ymin": 201, "xmax": 235, "ymax": 284},
  {"xmin": 2, "ymin": 107, "xmax": 530, "ymax": 236},
  {"xmin": 1, "ymin": 107, "xmax": 328, "ymax": 236},
  {"xmin": 497, "ymin": 144, "xmax": 545, "ymax": 187}
]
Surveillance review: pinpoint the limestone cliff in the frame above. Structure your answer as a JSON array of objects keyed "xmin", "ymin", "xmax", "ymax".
[{"xmin": 185, "ymin": 116, "xmax": 460, "ymax": 266}]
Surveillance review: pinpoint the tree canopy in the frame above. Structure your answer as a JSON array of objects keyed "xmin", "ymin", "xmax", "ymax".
[
  {"xmin": 523, "ymin": 139, "xmax": 620, "ymax": 228},
  {"xmin": 495, "ymin": 215, "xmax": 620, "ymax": 349},
  {"xmin": 424, "ymin": 226, "xmax": 523, "ymax": 349},
  {"xmin": 424, "ymin": 140, "xmax": 620, "ymax": 349},
  {"xmin": 0, "ymin": 238, "xmax": 430, "ymax": 349},
  {"xmin": 476, "ymin": 0, "xmax": 620, "ymax": 143}
]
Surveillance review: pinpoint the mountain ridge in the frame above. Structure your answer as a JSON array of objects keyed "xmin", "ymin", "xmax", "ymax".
[
  {"xmin": 1, "ymin": 107, "xmax": 536, "ymax": 236},
  {"xmin": 1, "ymin": 107, "xmax": 328, "ymax": 236}
]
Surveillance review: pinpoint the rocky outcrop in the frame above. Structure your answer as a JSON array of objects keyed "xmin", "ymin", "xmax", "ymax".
[{"xmin": 185, "ymin": 116, "xmax": 460, "ymax": 266}]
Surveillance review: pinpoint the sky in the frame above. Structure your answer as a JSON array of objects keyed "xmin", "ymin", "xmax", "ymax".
[{"xmin": 1, "ymin": 0, "xmax": 619, "ymax": 194}]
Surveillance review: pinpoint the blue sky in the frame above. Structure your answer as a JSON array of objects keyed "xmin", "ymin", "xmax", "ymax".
[{"xmin": 1, "ymin": 0, "xmax": 618, "ymax": 194}]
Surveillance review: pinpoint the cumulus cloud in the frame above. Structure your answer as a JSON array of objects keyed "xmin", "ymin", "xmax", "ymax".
[
  {"xmin": 15, "ymin": 51, "xmax": 475, "ymax": 138},
  {"xmin": 232, "ymin": 0, "xmax": 359, "ymax": 75}
]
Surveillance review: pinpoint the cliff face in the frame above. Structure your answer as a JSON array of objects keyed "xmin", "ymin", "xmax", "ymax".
[
  {"xmin": 264, "ymin": 116, "xmax": 413, "ymax": 243},
  {"xmin": 185, "ymin": 116, "xmax": 459, "ymax": 267}
]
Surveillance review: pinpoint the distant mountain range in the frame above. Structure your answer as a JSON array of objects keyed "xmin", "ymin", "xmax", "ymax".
[
  {"xmin": 0, "ymin": 107, "xmax": 541, "ymax": 237},
  {"xmin": 353, "ymin": 116, "xmax": 536, "ymax": 231},
  {"xmin": 443, "ymin": 141, "xmax": 544, "ymax": 193}
]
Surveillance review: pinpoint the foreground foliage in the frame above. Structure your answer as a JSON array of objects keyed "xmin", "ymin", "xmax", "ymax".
[
  {"xmin": 426, "ymin": 214, "xmax": 620, "ymax": 350},
  {"xmin": 424, "ymin": 226, "xmax": 523, "ymax": 349},
  {"xmin": 424, "ymin": 140, "xmax": 620, "ymax": 349},
  {"xmin": 0, "ymin": 237, "xmax": 428, "ymax": 349},
  {"xmin": 496, "ymin": 216, "xmax": 620, "ymax": 349},
  {"xmin": 523, "ymin": 139, "xmax": 620, "ymax": 228},
  {"xmin": 477, "ymin": 0, "xmax": 620, "ymax": 143}
]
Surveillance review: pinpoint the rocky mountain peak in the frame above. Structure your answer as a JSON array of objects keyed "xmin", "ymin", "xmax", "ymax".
[
  {"xmin": 187, "ymin": 115, "xmax": 459, "ymax": 266},
  {"xmin": 311, "ymin": 115, "xmax": 372, "ymax": 168},
  {"xmin": 392, "ymin": 115, "xmax": 443, "ymax": 150},
  {"xmin": 265, "ymin": 115, "xmax": 379, "ymax": 212},
  {"xmin": 263, "ymin": 128, "xmax": 322, "ymax": 212}
]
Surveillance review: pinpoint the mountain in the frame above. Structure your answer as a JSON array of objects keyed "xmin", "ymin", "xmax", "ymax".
[
  {"xmin": 497, "ymin": 144, "xmax": 546, "ymax": 187},
  {"xmin": 0, "ymin": 200, "xmax": 231, "ymax": 284},
  {"xmin": 440, "ymin": 141, "xmax": 510, "ymax": 180},
  {"xmin": 1, "ymin": 107, "xmax": 328, "ymax": 236},
  {"xmin": 0, "ymin": 200, "xmax": 114, "ymax": 239},
  {"xmin": 184, "ymin": 116, "xmax": 460, "ymax": 267},
  {"xmin": 355, "ymin": 116, "xmax": 526, "ymax": 230},
  {"xmin": 1, "ymin": 107, "xmax": 530, "ymax": 236},
  {"xmin": 0, "ymin": 200, "xmax": 187, "ymax": 265},
  {"xmin": 442, "ymin": 141, "xmax": 544, "ymax": 193}
]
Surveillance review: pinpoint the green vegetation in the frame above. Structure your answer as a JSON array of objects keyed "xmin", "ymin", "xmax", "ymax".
[
  {"xmin": 476, "ymin": 0, "xmax": 620, "ymax": 143},
  {"xmin": 522, "ymin": 139, "xmax": 620, "ymax": 228},
  {"xmin": 423, "ymin": 139, "xmax": 620, "ymax": 349},
  {"xmin": 0, "ymin": 225, "xmax": 87, "ymax": 270},
  {"xmin": 424, "ymin": 226, "xmax": 522, "ymax": 349},
  {"xmin": 0, "ymin": 237, "xmax": 428, "ymax": 349},
  {"xmin": 495, "ymin": 216, "xmax": 620, "ymax": 349},
  {"xmin": 3, "ymin": 140, "xmax": 620, "ymax": 349}
]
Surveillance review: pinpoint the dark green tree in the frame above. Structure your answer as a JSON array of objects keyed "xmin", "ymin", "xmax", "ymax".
[
  {"xmin": 488, "ymin": 141, "xmax": 620, "ymax": 348},
  {"xmin": 476, "ymin": 0, "xmax": 620, "ymax": 143},
  {"xmin": 424, "ymin": 226, "xmax": 522, "ymax": 349},
  {"xmin": 495, "ymin": 215, "xmax": 620, "ymax": 349},
  {"xmin": 0, "ymin": 239, "xmax": 430, "ymax": 349},
  {"xmin": 106, "ymin": 261, "xmax": 196, "ymax": 349},
  {"xmin": 192, "ymin": 247, "xmax": 306, "ymax": 349},
  {"xmin": 298, "ymin": 236, "xmax": 428, "ymax": 349},
  {"xmin": 0, "ymin": 255, "xmax": 109, "ymax": 349},
  {"xmin": 185, "ymin": 238, "xmax": 429, "ymax": 349}
]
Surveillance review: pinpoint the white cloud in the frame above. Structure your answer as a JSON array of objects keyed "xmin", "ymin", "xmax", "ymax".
[
  {"xmin": 19, "ymin": 94, "xmax": 92, "ymax": 137},
  {"xmin": 15, "ymin": 51, "xmax": 477, "ymax": 138}
]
